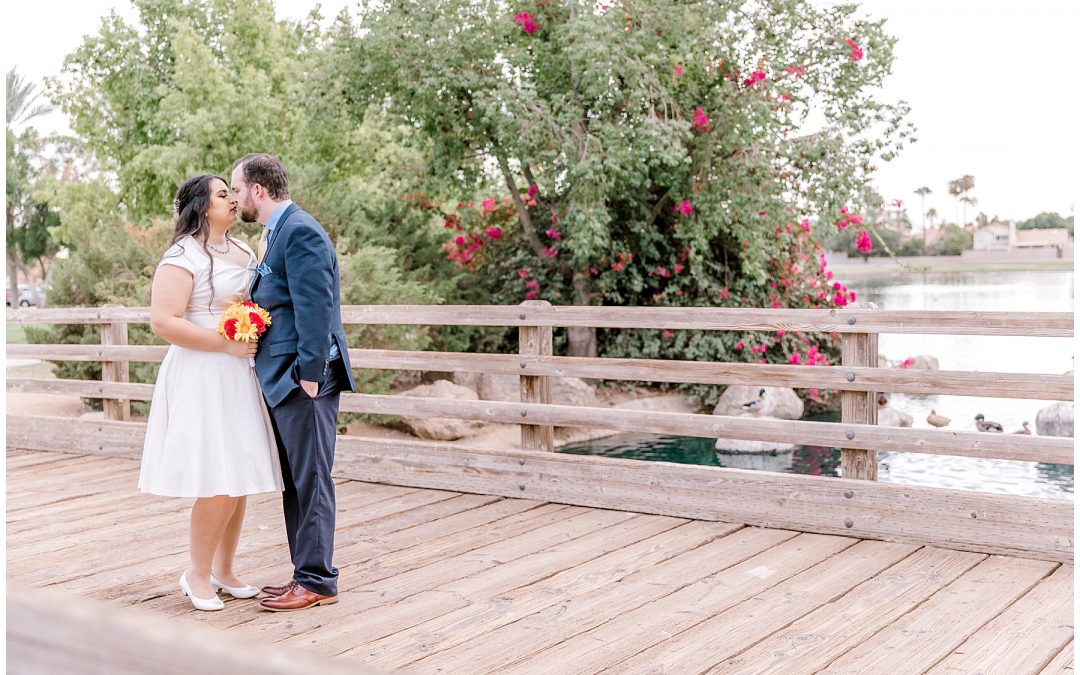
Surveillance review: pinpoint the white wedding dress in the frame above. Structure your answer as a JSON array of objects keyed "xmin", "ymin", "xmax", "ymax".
[{"xmin": 138, "ymin": 235, "xmax": 283, "ymax": 498}]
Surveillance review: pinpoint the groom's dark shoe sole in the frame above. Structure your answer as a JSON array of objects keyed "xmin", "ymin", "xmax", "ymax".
[{"xmin": 260, "ymin": 584, "xmax": 338, "ymax": 612}]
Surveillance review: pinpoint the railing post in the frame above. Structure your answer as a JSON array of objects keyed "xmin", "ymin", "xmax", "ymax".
[
  {"xmin": 840, "ymin": 302, "xmax": 878, "ymax": 480},
  {"xmin": 100, "ymin": 304, "xmax": 130, "ymax": 421},
  {"xmin": 518, "ymin": 300, "xmax": 554, "ymax": 451}
]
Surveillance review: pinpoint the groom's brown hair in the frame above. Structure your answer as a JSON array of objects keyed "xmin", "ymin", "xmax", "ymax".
[{"xmin": 233, "ymin": 153, "xmax": 290, "ymax": 200}]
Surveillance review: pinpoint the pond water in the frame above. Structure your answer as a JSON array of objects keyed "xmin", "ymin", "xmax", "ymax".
[{"xmin": 560, "ymin": 270, "xmax": 1074, "ymax": 499}]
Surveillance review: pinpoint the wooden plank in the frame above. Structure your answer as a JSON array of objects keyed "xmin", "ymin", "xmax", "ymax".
[
  {"xmin": 12, "ymin": 304, "xmax": 1074, "ymax": 336},
  {"xmin": 337, "ymin": 396, "xmax": 1074, "ymax": 465},
  {"xmin": 339, "ymin": 305, "xmax": 1074, "ymax": 337},
  {"xmin": 484, "ymin": 533, "xmax": 857, "ymax": 674},
  {"xmin": 406, "ymin": 526, "xmax": 800, "ymax": 673},
  {"xmin": 821, "ymin": 556, "xmax": 1058, "ymax": 674},
  {"xmin": 841, "ymin": 308, "xmax": 878, "ymax": 479},
  {"xmin": 714, "ymin": 547, "xmax": 986, "ymax": 673},
  {"xmin": 6, "ymin": 586, "xmax": 375, "ymax": 675},
  {"xmin": 8, "ymin": 377, "xmax": 156, "ymax": 399},
  {"xmin": 518, "ymin": 300, "xmax": 554, "ymax": 451},
  {"xmin": 929, "ymin": 565, "xmax": 1074, "ymax": 674},
  {"xmin": 328, "ymin": 513, "xmax": 692, "ymax": 664},
  {"xmin": 1041, "ymin": 641, "xmax": 1074, "ymax": 674},
  {"xmin": 345, "ymin": 514, "xmax": 704, "ymax": 665},
  {"xmin": 343, "ymin": 349, "xmax": 1074, "ymax": 401},
  {"xmin": 10, "ymin": 355, "xmax": 1074, "ymax": 403},
  {"xmin": 335, "ymin": 437, "xmax": 1074, "ymax": 563},
  {"xmin": 609, "ymin": 539, "xmax": 919, "ymax": 673},
  {"xmin": 7, "ymin": 343, "xmax": 168, "ymax": 362}
]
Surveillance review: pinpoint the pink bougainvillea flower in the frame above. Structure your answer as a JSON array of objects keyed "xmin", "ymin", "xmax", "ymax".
[
  {"xmin": 734, "ymin": 340, "xmax": 745, "ymax": 351},
  {"xmin": 550, "ymin": 214, "xmax": 558, "ymax": 224},
  {"xmin": 718, "ymin": 287, "xmax": 731, "ymax": 299},
  {"xmin": 768, "ymin": 281, "xmax": 778, "ymax": 290},
  {"xmin": 525, "ymin": 278, "xmax": 540, "ymax": 290},
  {"xmin": 855, "ymin": 229, "xmax": 873, "ymax": 254},
  {"xmin": 657, "ymin": 266, "xmax": 671, "ymax": 278},
  {"xmin": 800, "ymin": 219, "xmax": 811, "ymax": 232},
  {"xmin": 850, "ymin": 213, "xmax": 864, "ymax": 225},
  {"xmin": 892, "ymin": 198, "xmax": 903, "ymax": 208},
  {"xmin": 846, "ymin": 38, "xmax": 864, "ymax": 62},
  {"xmin": 691, "ymin": 107, "xmax": 710, "ymax": 132},
  {"xmin": 455, "ymin": 235, "xmax": 466, "ymax": 246},
  {"xmin": 517, "ymin": 268, "xmax": 531, "ymax": 279},
  {"xmin": 481, "ymin": 197, "xmax": 496, "ymax": 214},
  {"xmin": 527, "ymin": 183, "xmax": 538, "ymax": 199},
  {"xmin": 789, "ymin": 353, "xmax": 802, "ymax": 365},
  {"xmin": 784, "ymin": 63, "xmax": 806, "ymax": 77},
  {"xmin": 545, "ymin": 228, "xmax": 561, "ymax": 239},
  {"xmin": 742, "ymin": 70, "xmax": 766, "ymax": 87},
  {"xmin": 525, "ymin": 290, "xmax": 538, "ymax": 299},
  {"xmin": 543, "ymin": 246, "xmax": 559, "ymax": 258},
  {"xmin": 674, "ymin": 63, "xmax": 684, "ymax": 77},
  {"xmin": 513, "ymin": 12, "xmax": 538, "ymax": 34},
  {"xmin": 899, "ymin": 357, "xmax": 915, "ymax": 369},
  {"xmin": 484, "ymin": 227, "xmax": 502, "ymax": 239},
  {"xmin": 673, "ymin": 263, "xmax": 684, "ymax": 274},
  {"xmin": 672, "ymin": 200, "xmax": 693, "ymax": 217},
  {"xmin": 661, "ymin": 330, "xmax": 675, "ymax": 339}
]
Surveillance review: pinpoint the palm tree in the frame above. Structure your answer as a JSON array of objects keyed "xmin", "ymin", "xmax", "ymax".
[
  {"xmin": 926, "ymin": 208, "xmax": 937, "ymax": 229},
  {"xmin": 947, "ymin": 175, "xmax": 975, "ymax": 226},
  {"xmin": 7, "ymin": 67, "xmax": 54, "ymax": 304},
  {"xmin": 6, "ymin": 68, "xmax": 53, "ymax": 128},
  {"xmin": 914, "ymin": 186, "xmax": 931, "ymax": 246},
  {"xmin": 960, "ymin": 195, "xmax": 977, "ymax": 229}
]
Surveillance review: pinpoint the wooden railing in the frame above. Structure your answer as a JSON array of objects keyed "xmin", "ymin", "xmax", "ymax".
[{"xmin": 6, "ymin": 303, "xmax": 1075, "ymax": 562}]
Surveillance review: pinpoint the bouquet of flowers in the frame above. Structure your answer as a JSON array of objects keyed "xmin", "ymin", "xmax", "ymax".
[{"xmin": 217, "ymin": 301, "xmax": 272, "ymax": 365}]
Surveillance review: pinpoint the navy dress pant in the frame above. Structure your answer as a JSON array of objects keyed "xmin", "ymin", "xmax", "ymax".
[{"xmin": 267, "ymin": 360, "xmax": 344, "ymax": 596}]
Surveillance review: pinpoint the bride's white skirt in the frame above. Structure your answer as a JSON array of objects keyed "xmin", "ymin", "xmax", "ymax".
[{"xmin": 138, "ymin": 345, "xmax": 283, "ymax": 498}]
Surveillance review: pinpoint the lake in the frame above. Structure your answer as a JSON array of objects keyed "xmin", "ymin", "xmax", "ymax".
[{"xmin": 561, "ymin": 269, "xmax": 1074, "ymax": 499}]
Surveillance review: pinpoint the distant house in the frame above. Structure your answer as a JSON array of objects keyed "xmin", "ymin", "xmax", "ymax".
[
  {"xmin": 972, "ymin": 221, "xmax": 1015, "ymax": 251},
  {"xmin": 1014, "ymin": 228, "xmax": 1070, "ymax": 250}
]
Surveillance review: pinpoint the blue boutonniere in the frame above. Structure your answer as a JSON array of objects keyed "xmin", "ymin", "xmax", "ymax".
[{"xmin": 256, "ymin": 262, "xmax": 273, "ymax": 277}]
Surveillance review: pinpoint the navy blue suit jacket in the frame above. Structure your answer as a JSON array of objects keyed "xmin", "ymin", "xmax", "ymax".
[{"xmin": 249, "ymin": 203, "xmax": 355, "ymax": 408}]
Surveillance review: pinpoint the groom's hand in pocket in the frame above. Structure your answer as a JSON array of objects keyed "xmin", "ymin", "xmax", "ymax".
[{"xmin": 300, "ymin": 379, "xmax": 319, "ymax": 398}]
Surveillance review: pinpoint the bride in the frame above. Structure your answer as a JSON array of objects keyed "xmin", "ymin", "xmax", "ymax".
[{"xmin": 138, "ymin": 173, "xmax": 283, "ymax": 611}]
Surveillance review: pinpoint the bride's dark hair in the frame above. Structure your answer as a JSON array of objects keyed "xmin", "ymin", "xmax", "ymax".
[{"xmin": 163, "ymin": 173, "xmax": 238, "ymax": 311}]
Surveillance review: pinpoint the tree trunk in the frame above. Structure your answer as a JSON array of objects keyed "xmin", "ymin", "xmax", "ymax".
[
  {"xmin": 567, "ymin": 275, "xmax": 597, "ymax": 358},
  {"xmin": 8, "ymin": 250, "xmax": 21, "ymax": 309}
]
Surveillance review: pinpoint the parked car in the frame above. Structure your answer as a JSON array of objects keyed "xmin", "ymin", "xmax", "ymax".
[{"xmin": 6, "ymin": 284, "xmax": 37, "ymax": 308}]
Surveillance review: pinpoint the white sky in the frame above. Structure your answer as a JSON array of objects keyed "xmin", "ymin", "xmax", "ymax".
[{"xmin": 3, "ymin": 0, "xmax": 1077, "ymax": 225}]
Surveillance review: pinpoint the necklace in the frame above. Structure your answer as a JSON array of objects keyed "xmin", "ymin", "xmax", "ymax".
[{"xmin": 207, "ymin": 238, "xmax": 232, "ymax": 255}]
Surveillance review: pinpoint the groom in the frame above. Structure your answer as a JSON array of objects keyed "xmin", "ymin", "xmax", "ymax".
[{"xmin": 231, "ymin": 153, "xmax": 355, "ymax": 612}]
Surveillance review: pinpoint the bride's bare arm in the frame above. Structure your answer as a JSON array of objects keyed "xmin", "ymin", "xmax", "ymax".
[{"xmin": 150, "ymin": 264, "xmax": 256, "ymax": 357}]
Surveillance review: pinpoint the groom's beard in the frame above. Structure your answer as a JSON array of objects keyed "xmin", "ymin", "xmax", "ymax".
[{"xmin": 239, "ymin": 199, "xmax": 259, "ymax": 223}]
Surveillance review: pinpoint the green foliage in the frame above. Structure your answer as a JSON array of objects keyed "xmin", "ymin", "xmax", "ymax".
[
  {"xmin": 897, "ymin": 237, "xmax": 925, "ymax": 256},
  {"xmin": 931, "ymin": 224, "xmax": 973, "ymax": 256},
  {"xmin": 1018, "ymin": 211, "xmax": 1073, "ymax": 236}
]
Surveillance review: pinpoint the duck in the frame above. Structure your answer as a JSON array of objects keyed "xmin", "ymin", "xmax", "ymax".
[
  {"xmin": 974, "ymin": 414, "xmax": 1003, "ymax": 433},
  {"xmin": 742, "ymin": 388, "xmax": 767, "ymax": 414},
  {"xmin": 1012, "ymin": 421, "xmax": 1032, "ymax": 435},
  {"xmin": 927, "ymin": 409, "xmax": 951, "ymax": 428}
]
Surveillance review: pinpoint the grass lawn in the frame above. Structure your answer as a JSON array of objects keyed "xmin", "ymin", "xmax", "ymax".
[{"xmin": 7, "ymin": 324, "xmax": 27, "ymax": 344}]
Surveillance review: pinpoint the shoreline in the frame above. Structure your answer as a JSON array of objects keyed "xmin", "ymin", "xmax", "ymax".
[{"xmin": 828, "ymin": 258, "xmax": 1073, "ymax": 276}]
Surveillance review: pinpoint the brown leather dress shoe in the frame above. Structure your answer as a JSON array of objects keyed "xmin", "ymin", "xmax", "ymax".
[
  {"xmin": 259, "ymin": 583, "xmax": 338, "ymax": 612},
  {"xmin": 260, "ymin": 580, "xmax": 297, "ymax": 597}
]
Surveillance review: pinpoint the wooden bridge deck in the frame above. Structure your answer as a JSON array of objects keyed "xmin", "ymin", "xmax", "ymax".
[{"xmin": 7, "ymin": 447, "xmax": 1073, "ymax": 674}]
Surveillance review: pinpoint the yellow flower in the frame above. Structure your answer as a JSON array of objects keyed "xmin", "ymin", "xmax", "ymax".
[{"xmin": 232, "ymin": 315, "xmax": 260, "ymax": 342}]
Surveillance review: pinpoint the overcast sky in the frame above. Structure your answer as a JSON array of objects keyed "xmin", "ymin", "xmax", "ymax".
[{"xmin": 3, "ymin": 0, "xmax": 1077, "ymax": 225}]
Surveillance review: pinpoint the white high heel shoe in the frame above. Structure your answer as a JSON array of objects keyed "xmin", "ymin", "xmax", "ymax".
[
  {"xmin": 210, "ymin": 573, "xmax": 260, "ymax": 599},
  {"xmin": 179, "ymin": 572, "xmax": 225, "ymax": 611}
]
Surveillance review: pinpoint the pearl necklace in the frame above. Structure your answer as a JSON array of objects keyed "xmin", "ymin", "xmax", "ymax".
[{"xmin": 207, "ymin": 238, "xmax": 232, "ymax": 255}]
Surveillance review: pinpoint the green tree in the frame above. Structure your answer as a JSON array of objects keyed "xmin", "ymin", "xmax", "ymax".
[
  {"xmin": 932, "ymin": 223, "xmax": 972, "ymax": 255},
  {"xmin": 1018, "ymin": 211, "xmax": 1073, "ymax": 236},
  {"xmin": 354, "ymin": 0, "xmax": 912, "ymax": 371},
  {"xmin": 913, "ymin": 185, "xmax": 930, "ymax": 245},
  {"xmin": 947, "ymin": 174, "xmax": 974, "ymax": 226}
]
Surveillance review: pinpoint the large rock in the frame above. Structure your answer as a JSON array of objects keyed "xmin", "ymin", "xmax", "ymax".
[
  {"xmin": 398, "ymin": 379, "xmax": 487, "ymax": 441},
  {"xmin": 1036, "ymin": 403, "xmax": 1074, "ymax": 438},
  {"xmin": 455, "ymin": 372, "xmax": 597, "ymax": 407},
  {"xmin": 613, "ymin": 394, "xmax": 698, "ymax": 415},
  {"xmin": 877, "ymin": 407, "xmax": 914, "ymax": 427},
  {"xmin": 712, "ymin": 385, "xmax": 804, "ymax": 420}
]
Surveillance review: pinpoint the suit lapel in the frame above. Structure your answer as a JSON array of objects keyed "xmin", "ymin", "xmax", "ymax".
[{"xmin": 247, "ymin": 203, "xmax": 300, "ymax": 298}]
